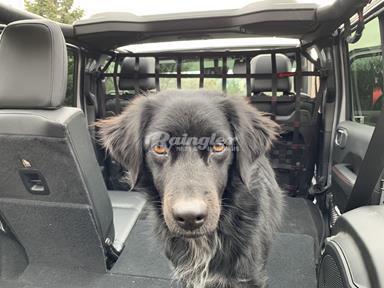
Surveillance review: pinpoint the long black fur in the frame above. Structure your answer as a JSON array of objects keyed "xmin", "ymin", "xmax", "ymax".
[{"xmin": 97, "ymin": 90, "xmax": 284, "ymax": 288}]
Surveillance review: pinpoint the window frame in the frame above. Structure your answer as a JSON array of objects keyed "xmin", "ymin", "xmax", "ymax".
[
  {"xmin": 346, "ymin": 11, "xmax": 384, "ymax": 126},
  {"xmin": 65, "ymin": 44, "xmax": 81, "ymax": 107}
]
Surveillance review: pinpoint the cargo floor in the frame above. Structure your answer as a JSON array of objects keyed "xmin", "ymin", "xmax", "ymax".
[
  {"xmin": 113, "ymin": 196, "xmax": 322, "ymax": 288},
  {"xmin": 0, "ymin": 197, "xmax": 323, "ymax": 288}
]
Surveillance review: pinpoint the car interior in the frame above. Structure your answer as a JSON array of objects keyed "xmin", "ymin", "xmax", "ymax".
[{"xmin": 0, "ymin": 0, "xmax": 383, "ymax": 287}]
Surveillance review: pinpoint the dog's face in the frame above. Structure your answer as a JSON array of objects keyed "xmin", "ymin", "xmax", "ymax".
[
  {"xmin": 143, "ymin": 98, "xmax": 234, "ymax": 237},
  {"xmin": 97, "ymin": 91, "xmax": 278, "ymax": 238}
]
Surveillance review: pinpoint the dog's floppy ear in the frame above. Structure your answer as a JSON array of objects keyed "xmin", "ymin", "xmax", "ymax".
[
  {"xmin": 221, "ymin": 97, "xmax": 280, "ymax": 184},
  {"xmin": 96, "ymin": 96, "xmax": 153, "ymax": 188}
]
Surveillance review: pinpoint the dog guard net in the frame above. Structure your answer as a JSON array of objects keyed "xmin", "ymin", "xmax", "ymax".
[{"xmin": 100, "ymin": 48, "xmax": 327, "ymax": 196}]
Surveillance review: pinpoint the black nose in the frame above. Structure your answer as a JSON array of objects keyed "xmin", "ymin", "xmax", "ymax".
[{"xmin": 172, "ymin": 200, "xmax": 208, "ymax": 231}]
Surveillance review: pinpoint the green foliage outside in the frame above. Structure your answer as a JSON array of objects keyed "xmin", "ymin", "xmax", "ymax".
[
  {"xmin": 24, "ymin": 0, "xmax": 84, "ymax": 24},
  {"xmin": 349, "ymin": 17, "xmax": 383, "ymax": 125},
  {"xmin": 350, "ymin": 55, "xmax": 381, "ymax": 107}
]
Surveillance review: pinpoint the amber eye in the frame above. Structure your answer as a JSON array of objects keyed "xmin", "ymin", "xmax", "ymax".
[
  {"xmin": 152, "ymin": 144, "xmax": 168, "ymax": 155},
  {"xmin": 211, "ymin": 143, "xmax": 226, "ymax": 153}
]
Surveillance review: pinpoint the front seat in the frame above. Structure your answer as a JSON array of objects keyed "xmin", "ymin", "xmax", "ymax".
[
  {"xmin": 106, "ymin": 56, "xmax": 156, "ymax": 116},
  {"xmin": 248, "ymin": 54, "xmax": 317, "ymax": 196},
  {"xmin": 0, "ymin": 20, "xmax": 144, "ymax": 272},
  {"xmin": 105, "ymin": 57, "xmax": 156, "ymax": 190}
]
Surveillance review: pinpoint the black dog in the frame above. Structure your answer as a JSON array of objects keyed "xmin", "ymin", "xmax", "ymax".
[{"xmin": 97, "ymin": 90, "xmax": 284, "ymax": 288}]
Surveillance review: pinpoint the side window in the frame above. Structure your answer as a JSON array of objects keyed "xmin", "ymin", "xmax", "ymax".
[
  {"xmin": 64, "ymin": 49, "xmax": 77, "ymax": 107},
  {"xmin": 349, "ymin": 17, "xmax": 383, "ymax": 126}
]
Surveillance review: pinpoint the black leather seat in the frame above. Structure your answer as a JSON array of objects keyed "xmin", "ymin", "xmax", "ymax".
[
  {"xmin": 250, "ymin": 54, "xmax": 313, "ymax": 116},
  {"xmin": 106, "ymin": 57, "xmax": 156, "ymax": 116},
  {"xmin": 249, "ymin": 54, "xmax": 318, "ymax": 196},
  {"xmin": 233, "ymin": 58, "xmax": 246, "ymax": 74},
  {"xmin": 0, "ymin": 20, "xmax": 145, "ymax": 274}
]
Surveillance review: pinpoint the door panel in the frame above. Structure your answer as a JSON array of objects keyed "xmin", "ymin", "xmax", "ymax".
[
  {"xmin": 331, "ymin": 14, "xmax": 383, "ymax": 213},
  {"xmin": 331, "ymin": 121, "xmax": 374, "ymax": 211}
]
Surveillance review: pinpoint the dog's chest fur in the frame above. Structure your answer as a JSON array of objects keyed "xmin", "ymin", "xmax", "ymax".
[
  {"xmin": 170, "ymin": 233, "xmax": 220, "ymax": 288},
  {"xmin": 162, "ymin": 229, "xmax": 266, "ymax": 288}
]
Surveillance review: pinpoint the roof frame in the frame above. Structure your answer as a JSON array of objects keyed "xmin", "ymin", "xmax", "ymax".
[{"xmin": 0, "ymin": 0, "xmax": 372, "ymax": 51}]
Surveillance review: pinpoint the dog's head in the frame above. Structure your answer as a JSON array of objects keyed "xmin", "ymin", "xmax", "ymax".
[{"xmin": 97, "ymin": 91, "xmax": 278, "ymax": 238}]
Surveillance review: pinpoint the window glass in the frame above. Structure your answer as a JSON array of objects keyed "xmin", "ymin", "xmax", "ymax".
[
  {"xmin": 349, "ymin": 17, "xmax": 383, "ymax": 126},
  {"xmin": 104, "ymin": 61, "xmax": 118, "ymax": 95},
  {"xmin": 227, "ymin": 78, "xmax": 247, "ymax": 96},
  {"xmin": 160, "ymin": 60, "xmax": 177, "ymax": 90},
  {"xmin": 181, "ymin": 78, "xmax": 200, "ymax": 89},
  {"xmin": 158, "ymin": 57, "xmax": 247, "ymax": 96},
  {"xmin": 160, "ymin": 78, "xmax": 177, "ymax": 90},
  {"xmin": 204, "ymin": 79, "xmax": 222, "ymax": 91},
  {"xmin": 64, "ymin": 49, "xmax": 76, "ymax": 106}
]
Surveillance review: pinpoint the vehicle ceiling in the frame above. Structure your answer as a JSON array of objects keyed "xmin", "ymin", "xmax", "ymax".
[{"xmin": 0, "ymin": 0, "xmax": 372, "ymax": 51}]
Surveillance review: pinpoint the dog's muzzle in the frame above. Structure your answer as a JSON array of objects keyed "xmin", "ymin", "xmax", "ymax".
[{"xmin": 172, "ymin": 199, "xmax": 208, "ymax": 231}]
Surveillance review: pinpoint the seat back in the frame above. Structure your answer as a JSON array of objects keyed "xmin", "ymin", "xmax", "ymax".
[
  {"xmin": 0, "ymin": 20, "xmax": 113, "ymax": 272},
  {"xmin": 105, "ymin": 57, "xmax": 156, "ymax": 190},
  {"xmin": 233, "ymin": 59, "xmax": 246, "ymax": 74},
  {"xmin": 249, "ymin": 54, "xmax": 318, "ymax": 196},
  {"xmin": 106, "ymin": 57, "xmax": 156, "ymax": 117}
]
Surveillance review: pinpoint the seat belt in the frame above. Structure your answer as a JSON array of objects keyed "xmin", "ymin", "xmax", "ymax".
[{"xmin": 345, "ymin": 107, "xmax": 384, "ymax": 211}]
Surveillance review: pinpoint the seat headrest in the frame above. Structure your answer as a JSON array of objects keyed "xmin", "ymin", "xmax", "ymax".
[
  {"xmin": 0, "ymin": 20, "xmax": 67, "ymax": 109},
  {"xmin": 119, "ymin": 57, "xmax": 156, "ymax": 91},
  {"xmin": 251, "ymin": 54, "xmax": 292, "ymax": 94},
  {"xmin": 233, "ymin": 59, "xmax": 246, "ymax": 74}
]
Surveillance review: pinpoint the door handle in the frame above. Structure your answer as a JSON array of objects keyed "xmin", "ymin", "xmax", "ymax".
[{"xmin": 335, "ymin": 128, "xmax": 348, "ymax": 149}]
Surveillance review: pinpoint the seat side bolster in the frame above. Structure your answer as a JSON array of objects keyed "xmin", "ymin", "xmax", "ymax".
[{"xmin": 66, "ymin": 111, "xmax": 115, "ymax": 243}]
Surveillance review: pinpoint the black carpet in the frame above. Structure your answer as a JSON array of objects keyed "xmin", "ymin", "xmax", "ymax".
[
  {"xmin": 280, "ymin": 197, "xmax": 323, "ymax": 247},
  {"xmin": 112, "ymin": 217, "xmax": 172, "ymax": 279},
  {"xmin": 0, "ymin": 197, "xmax": 320, "ymax": 288},
  {"xmin": 0, "ymin": 265, "xmax": 172, "ymax": 288},
  {"xmin": 266, "ymin": 233, "xmax": 316, "ymax": 288},
  {"xmin": 112, "ymin": 197, "xmax": 320, "ymax": 288}
]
